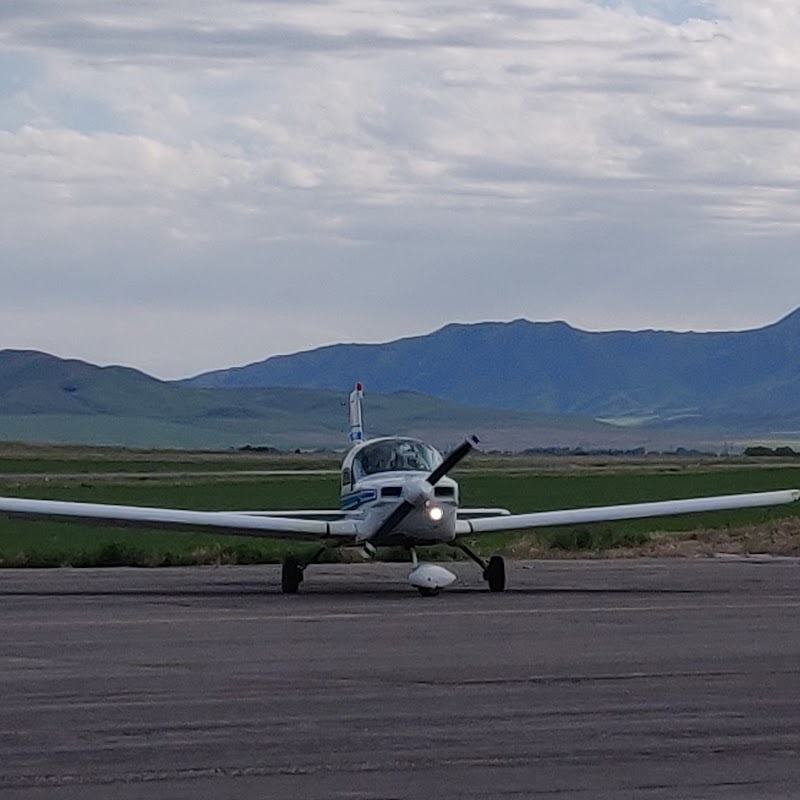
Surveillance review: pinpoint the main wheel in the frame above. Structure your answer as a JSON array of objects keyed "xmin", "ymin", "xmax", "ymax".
[
  {"xmin": 417, "ymin": 587, "xmax": 440, "ymax": 597},
  {"xmin": 484, "ymin": 555, "xmax": 506, "ymax": 592},
  {"xmin": 281, "ymin": 556, "xmax": 303, "ymax": 594}
]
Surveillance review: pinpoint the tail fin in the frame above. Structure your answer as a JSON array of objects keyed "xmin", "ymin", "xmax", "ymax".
[{"xmin": 349, "ymin": 383, "xmax": 364, "ymax": 443}]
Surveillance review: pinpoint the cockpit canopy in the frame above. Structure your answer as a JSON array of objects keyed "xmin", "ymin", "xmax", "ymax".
[{"xmin": 352, "ymin": 437, "xmax": 442, "ymax": 481}]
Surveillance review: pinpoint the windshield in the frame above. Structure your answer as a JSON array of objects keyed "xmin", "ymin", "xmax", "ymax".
[{"xmin": 353, "ymin": 438, "xmax": 441, "ymax": 479}]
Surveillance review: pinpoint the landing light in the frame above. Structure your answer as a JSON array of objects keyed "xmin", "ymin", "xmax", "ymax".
[{"xmin": 427, "ymin": 505, "xmax": 444, "ymax": 522}]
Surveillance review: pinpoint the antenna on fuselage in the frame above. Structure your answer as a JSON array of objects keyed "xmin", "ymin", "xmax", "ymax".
[{"xmin": 349, "ymin": 383, "xmax": 364, "ymax": 443}]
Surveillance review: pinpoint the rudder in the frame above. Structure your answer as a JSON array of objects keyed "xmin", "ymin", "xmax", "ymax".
[{"xmin": 349, "ymin": 383, "xmax": 364, "ymax": 443}]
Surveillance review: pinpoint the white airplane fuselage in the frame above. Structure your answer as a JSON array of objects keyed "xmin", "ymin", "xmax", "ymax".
[{"xmin": 339, "ymin": 436, "xmax": 459, "ymax": 547}]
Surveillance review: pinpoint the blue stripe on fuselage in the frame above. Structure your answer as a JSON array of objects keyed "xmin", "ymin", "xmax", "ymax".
[{"xmin": 340, "ymin": 489, "xmax": 378, "ymax": 511}]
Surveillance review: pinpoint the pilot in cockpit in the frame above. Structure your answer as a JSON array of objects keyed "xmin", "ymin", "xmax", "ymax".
[
  {"xmin": 389, "ymin": 441, "xmax": 427, "ymax": 471},
  {"xmin": 356, "ymin": 452, "xmax": 374, "ymax": 477},
  {"xmin": 390, "ymin": 449, "xmax": 423, "ymax": 471},
  {"xmin": 356, "ymin": 447, "xmax": 388, "ymax": 477}
]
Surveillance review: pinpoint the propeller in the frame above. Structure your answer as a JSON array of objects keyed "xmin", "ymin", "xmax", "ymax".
[
  {"xmin": 426, "ymin": 435, "xmax": 479, "ymax": 486},
  {"xmin": 368, "ymin": 435, "xmax": 479, "ymax": 543}
]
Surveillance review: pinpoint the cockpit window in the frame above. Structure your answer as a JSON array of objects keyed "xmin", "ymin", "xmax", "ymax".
[{"xmin": 353, "ymin": 438, "xmax": 441, "ymax": 479}]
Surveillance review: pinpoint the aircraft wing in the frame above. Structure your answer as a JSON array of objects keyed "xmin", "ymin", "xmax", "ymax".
[
  {"xmin": 457, "ymin": 508, "xmax": 512, "ymax": 520},
  {"xmin": 217, "ymin": 510, "xmax": 351, "ymax": 522},
  {"xmin": 0, "ymin": 497, "xmax": 359, "ymax": 542},
  {"xmin": 455, "ymin": 489, "xmax": 800, "ymax": 536}
]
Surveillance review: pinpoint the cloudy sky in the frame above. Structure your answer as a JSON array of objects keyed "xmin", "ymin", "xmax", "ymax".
[{"xmin": 2, "ymin": 1, "xmax": 799, "ymax": 378}]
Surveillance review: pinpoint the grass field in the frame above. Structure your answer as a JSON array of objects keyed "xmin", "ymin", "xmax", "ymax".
[{"xmin": 1, "ymin": 444, "xmax": 799, "ymax": 567}]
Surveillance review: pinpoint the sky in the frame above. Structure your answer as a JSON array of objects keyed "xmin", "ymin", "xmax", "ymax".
[{"xmin": 2, "ymin": 0, "xmax": 799, "ymax": 379}]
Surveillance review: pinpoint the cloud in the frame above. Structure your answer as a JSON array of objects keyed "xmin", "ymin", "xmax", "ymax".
[{"xmin": 1, "ymin": 0, "xmax": 799, "ymax": 377}]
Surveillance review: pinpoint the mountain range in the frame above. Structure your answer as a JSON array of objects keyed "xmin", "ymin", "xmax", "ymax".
[
  {"xmin": 2, "ymin": 308, "xmax": 800, "ymax": 450},
  {"xmin": 184, "ymin": 308, "xmax": 800, "ymax": 428}
]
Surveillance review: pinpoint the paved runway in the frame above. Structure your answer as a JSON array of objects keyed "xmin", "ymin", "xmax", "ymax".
[{"xmin": 2, "ymin": 558, "xmax": 800, "ymax": 799}]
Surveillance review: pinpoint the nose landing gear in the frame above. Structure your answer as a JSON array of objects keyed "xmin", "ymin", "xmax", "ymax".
[{"xmin": 408, "ymin": 547, "xmax": 457, "ymax": 596}]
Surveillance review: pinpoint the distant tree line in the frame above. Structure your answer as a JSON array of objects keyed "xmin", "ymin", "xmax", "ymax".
[{"xmin": 743, "ymin": 446, "xmax": 800, "ymax": 457}]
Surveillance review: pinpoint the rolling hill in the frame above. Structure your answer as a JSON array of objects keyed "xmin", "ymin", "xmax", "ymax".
[{"xmin": 0, "ymin": 350, "xmax": 636, "ymax": 451}]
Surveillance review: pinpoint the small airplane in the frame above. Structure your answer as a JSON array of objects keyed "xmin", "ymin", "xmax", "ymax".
[{"xmin": 0, "ymin": 384, "xmax": 798, "ymax": 595}]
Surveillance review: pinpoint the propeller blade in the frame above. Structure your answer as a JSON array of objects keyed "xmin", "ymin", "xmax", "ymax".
[
  {"xmin": 369, "ymin": 499, "xmax": 414, "ymax": 543},
  {"xmin": 426, "ymin": 435, "xmax": 479, "ymax": 486}
]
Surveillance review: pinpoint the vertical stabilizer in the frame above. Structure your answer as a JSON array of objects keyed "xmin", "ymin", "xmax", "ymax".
[{"xmin": 349, "ymin": 383, "xmax": 364, "ymax": 443}]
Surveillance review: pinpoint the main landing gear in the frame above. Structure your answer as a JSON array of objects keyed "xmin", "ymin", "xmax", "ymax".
[
  {"xmin": 281, "ymin": 546, "xmax": 327, "ymax": 594},
  {"xmin": 456, "ymin": 542, "xmax": 506, "ymax": 592},
  {"xmin": 281, "ymin": 545, "xmax": 507, "ymax": 594}
]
